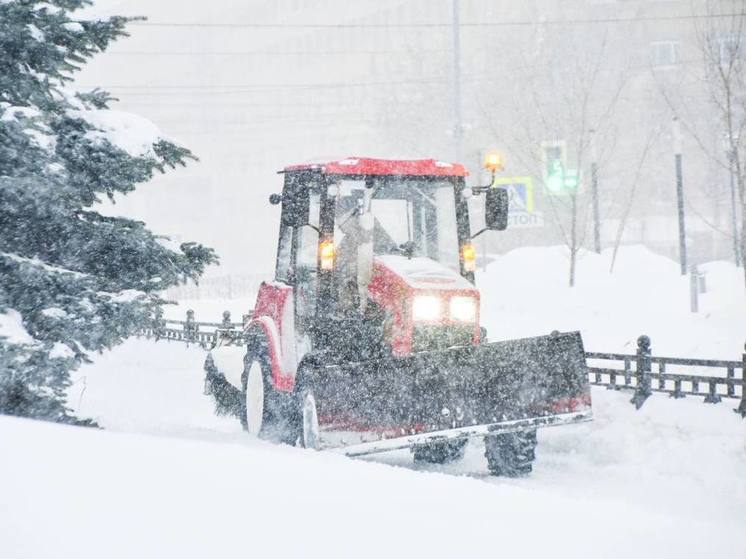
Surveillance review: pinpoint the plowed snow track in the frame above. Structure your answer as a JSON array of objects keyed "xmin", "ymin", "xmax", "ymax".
[{"xmin": 67, "ymin": 339, "xmax": 745, "ymax": 524}]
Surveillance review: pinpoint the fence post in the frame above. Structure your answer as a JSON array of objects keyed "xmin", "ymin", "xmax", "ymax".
[
  {"xmin": 184, "ymin": 309, "xmax": 197, "ymax": 344},
  {"xmin": 670, "ymin": 377, "xmax": 686, "ymax": 399},
  {"xmin": 737, "ymin": 343, "xmax": 746, "ymax": 418},
  {"xmin": 631, "ymin": 335, "xmax": 652, "ymax": 409},
  {"xmin": 152, "ymin": 307, "xmax": 165, "ymax": 341},
  {"xmin": 703, "ymin": 379, "xmax": 722, "ymax": 404},
  {"xmin": 689, "ymin": 265, "xmax": 699, "ymax": 313},
  {"xmin": 697, "ymin": 270, "xmax": 706, "ymax": 294},
  {"xmin": 726, "ymin": 366, "xmax": 735, "ymax": 398}
]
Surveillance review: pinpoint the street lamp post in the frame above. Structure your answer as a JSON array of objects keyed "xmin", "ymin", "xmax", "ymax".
[
  {"xmin": 451, "ymin": 0, "xmax": 463, "ymax": 161},
  {"xmin": 590, "ymin": 130, "xmax": 601, "ymax": 254},
  {"xmin": 673, "ymin": 118, "xmax": 687, "ymax": 275}
]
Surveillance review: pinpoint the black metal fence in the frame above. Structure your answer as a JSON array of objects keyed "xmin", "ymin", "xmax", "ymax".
[
  {"xmin": 587, "ymin": 335, "xmax": 745, "ymax": 416},
  {"xmin": 140, "ymin": 309, "xmax": 250, "ymax": 347},
  {"xmin": 141, "ymin": 311, "xmax": 746, "ymax": 418}
]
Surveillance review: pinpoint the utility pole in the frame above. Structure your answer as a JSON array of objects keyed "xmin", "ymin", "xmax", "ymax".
[
  {"xmin": 451, "ymin": 0, "xmax": 463, "ymax": 161},
  {"xmin": 591, "ymin": 161, "xmax": 601, "ymax": 254},
  {"xmin": 673, "ymin": 118, "xmax": 687, "ymax": 275},
  {"xmin": 728, "ymin": 147, "xmax": 742, "ymax": 266}
]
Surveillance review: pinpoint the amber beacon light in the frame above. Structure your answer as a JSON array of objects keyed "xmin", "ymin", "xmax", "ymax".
[
  {"xmin": 319, "ymin": 239, "xmax": 335, "ymax": 270},
  {"xmin": 483, "ymin": 150, "xmax": 504, "ymax": 173},
  {"xmin": 461, "ymin": 243, "xmax": 477, "ymax": 272}
]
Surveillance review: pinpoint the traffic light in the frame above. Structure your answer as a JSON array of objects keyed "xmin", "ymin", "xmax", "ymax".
[
  {"xmin": 541, "ymin": 141, "xmax": 579, "ymax": 195},
  {"xmin": 563, "ymin": 169, "xmax": 580, "ymax": 191},
  {"xmin": 545, "ymin": 158, "xmax": 565, "ymax": 194}
]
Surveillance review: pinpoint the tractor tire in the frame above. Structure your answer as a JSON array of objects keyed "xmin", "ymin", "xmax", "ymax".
[
  {"xmin": 484, "ymin": 430, "xmax": 538, "ymax": 477},
  {"xmin": 412, "ymin": 438, "xmax": 468, "ymax": 464},
  {"xmin": 241, "ymin": 336, "xmax": 295, "ymax": 444},
  {"xmin": 283, "ymin": 363, "xmax": 321, "ymax": 449},
  {"xmin": 296, "ymin": 383, "xmax": 320, "ymax": 450}
]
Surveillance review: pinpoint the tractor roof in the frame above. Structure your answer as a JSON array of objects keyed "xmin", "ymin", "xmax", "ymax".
[{"xmin": 282, "ymin": 157, "xmax": 468, "ymax": 177}]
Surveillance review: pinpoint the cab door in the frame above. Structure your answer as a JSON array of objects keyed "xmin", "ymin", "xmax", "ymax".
[
  {"xmin": 291, "ymin": 185, "xmax": 321, "ymax": 364},
  {"xmin": 253, "ymin": 172, "xmax": 321, "ymax": 392}
]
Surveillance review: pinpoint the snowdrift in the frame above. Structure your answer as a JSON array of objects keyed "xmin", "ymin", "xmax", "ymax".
[{"xmin": 479, "ymin": 245, "xmax": 744, "ymax": 359}]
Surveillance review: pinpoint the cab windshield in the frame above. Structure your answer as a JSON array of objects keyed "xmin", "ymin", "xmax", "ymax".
[{"xmin": 332, "ymin": 177, "xmax": 460, "ymax": 272}]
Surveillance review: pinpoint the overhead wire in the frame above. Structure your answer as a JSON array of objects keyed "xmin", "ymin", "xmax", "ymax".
[
  {"xmin": 124, "ymin": 13, "xmax": 744, "ymax": 29},
  {"xmin": 103, "ymin": 48, "xmax": 448, "ymax": 56}
]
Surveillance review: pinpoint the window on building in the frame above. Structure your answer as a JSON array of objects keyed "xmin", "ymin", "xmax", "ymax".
[
  {"xmin": 712, "ymin": 35, "xmax": 744, "ymax": 65},
  {"xmin": 650, "ymin": 41, "xmax": 680, "ymax": 67}
]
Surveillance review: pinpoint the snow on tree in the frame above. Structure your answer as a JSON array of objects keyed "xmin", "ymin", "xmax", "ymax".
[{"xmin": 0, "ymin": 0, "xmax": 217, "ymax": 423}]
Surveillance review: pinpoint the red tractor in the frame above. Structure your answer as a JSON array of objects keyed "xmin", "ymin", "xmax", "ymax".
[{"xmin": 205, "ymin": 157, "xmax": 592, "ymax": 476}]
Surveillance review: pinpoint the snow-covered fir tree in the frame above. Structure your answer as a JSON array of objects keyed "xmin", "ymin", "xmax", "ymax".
[{"xmin": 0, "ymin": 0, "xmax": 217, "ymax": 423}]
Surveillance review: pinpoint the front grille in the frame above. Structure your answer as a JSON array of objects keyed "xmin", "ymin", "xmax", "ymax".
[{"xmin": 412, "ymin": 325, "xmax": 473, "ymax": 352}]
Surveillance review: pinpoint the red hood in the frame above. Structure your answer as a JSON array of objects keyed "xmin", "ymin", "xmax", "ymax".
[
  {"xmin": 366, "ymin": 255, "xmax": 481, "ymax": 356},
  {"xmin": 373, "ymin": 255, "xmax": 475, "ymax": 292}
]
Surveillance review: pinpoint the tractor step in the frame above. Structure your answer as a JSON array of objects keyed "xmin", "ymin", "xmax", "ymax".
[{"xmin": 339, "ymin": 409, "xmax": 592, "ymax": 457}]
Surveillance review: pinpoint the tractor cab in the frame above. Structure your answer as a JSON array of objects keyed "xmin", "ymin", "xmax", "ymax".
[{"xmin": 269, "ymin": 157, "xmax": 508, "ymax": 360}]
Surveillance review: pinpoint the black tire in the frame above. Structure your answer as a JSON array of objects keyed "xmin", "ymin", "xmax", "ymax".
[
  {"xmin": 295, "ymin": 383, "xmax": 320, "ymax": 449},
  {"xmin": 241, "ymin": 335, "xmax": 295, "ymax": 444},
  {"xmin": 284, "ymin": 363, "xmax": 321, "ymax": 449},
  {"xmin": 412, "ymin": 438, "xmax": 468, "ymax": 464},
  {"xmin": 484, "ymin": 430, "xmax": 538, "ymax": 477}
]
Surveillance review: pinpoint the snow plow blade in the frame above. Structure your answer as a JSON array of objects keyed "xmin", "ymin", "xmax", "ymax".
[{"xmin": 314, "ymin": 331, "xmax": 592, "ymax": 455}]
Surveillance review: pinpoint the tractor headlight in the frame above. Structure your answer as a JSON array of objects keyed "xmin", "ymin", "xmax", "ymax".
[
  {"xmin": 412, "ymin": 295, "xmax": 442, "ymax": 322},
  {"xmin": 449, "ymin": 296, "xmax": 477, "ymax": 322}
]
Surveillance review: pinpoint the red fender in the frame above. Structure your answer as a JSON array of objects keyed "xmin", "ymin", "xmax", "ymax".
[{"xmin": 249, "ymin": 282, "xmax": 297, "ymax": 392}]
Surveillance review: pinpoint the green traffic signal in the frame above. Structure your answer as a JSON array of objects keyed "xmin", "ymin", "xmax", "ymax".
[
  {"xmin": 544, "ymin": 161, "xmax": 579, "ymax": 195},
  {"xmin": 564, "ymin": 169, "xmax": 579, "ymax": 190}
]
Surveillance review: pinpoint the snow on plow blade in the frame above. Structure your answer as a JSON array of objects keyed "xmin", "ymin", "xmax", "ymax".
[{"xmin": 315, "ymin": 331, "xmax": 593, "ymax": 456}]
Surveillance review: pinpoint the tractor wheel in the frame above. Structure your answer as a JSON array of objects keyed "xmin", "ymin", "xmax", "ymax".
[
  {"xmin": 284, "ymin": 362, "xmax": 321, "ymax": 449},
  {"xmin": 412, "ymin": 438, "xmax": 468, "ymax": 464},
  {"xmin": 484, "ymin": 430, "xmax": 538, "ymax": 477},
  {"xmin": 296, "ymin": 384, "xmax": 320, "ymax": 450},
  {"xmin": 241, "ymin": 336, "xmax": 295, "ymax": 443}
]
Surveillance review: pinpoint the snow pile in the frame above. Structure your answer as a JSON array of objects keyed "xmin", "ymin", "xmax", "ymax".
[
  {"xmin": 70, "ymin": 109, "xmax": 164, "ymax": 158},
  {"xmin": 0, "ymin": 104, "xmax": 41, "ymax": 121},
  {"xmin": 0, "ymin": 103, "xmax": 56, "ymax": 151},
  {"xmin": 478, "ymin": 245, "xmax": 745, "ymax": 358},
  {"xmin": 0, "ymin": 309, "xmax": 36, "ymax": 345},
  {"xmin": 377, "ymin": 254, "xmax": 472, "ymax": 288},
  {"xmin": 373, "ymin": 387, "xmax": 746, "ymax": 523}
]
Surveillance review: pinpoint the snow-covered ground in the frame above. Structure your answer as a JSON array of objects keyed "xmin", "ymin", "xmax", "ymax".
[
  {"xmin": 2, "ymin": 245, "xmax": 744, "ymax": 558},
  {"xmin": 479, "ymin": 245, "xmax": 745, "ymax": 359},
  {"xmin": 1, "ymin": 337, "xmax": 743, "ymax": 559}
]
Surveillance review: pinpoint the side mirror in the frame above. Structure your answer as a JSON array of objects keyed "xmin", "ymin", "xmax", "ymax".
[
  {"xmin": 269, "ymin": 193, "xmax": 282, "ymax": 205},
  {"xmin": 485, "ymin": 188, "xmax": 509, "ymax": 231},
  {"xmin": 281, "ymin": 187, "xmax": 310, "ymax": 227}
]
